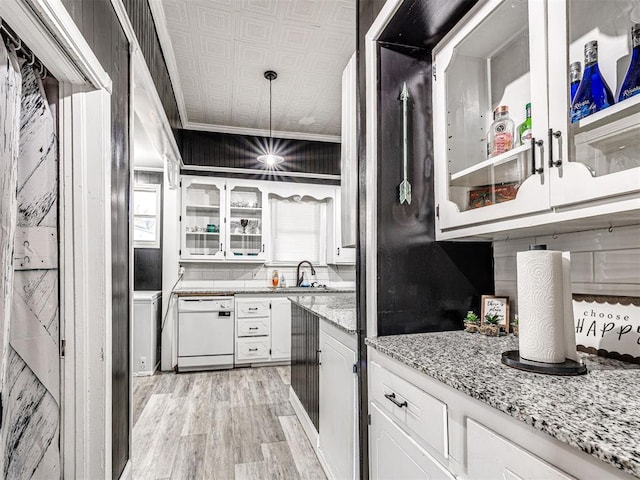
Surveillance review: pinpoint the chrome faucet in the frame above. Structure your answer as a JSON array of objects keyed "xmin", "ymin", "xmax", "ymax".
[{"xmin": 296, "ymin": 260, "xmax": 316, "ymax": 287}]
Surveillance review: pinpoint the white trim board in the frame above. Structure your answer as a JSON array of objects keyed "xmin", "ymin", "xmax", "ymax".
[
  {"xmin": 184, "ymin": 121, "xmax": 341, "ymax": 144},
  {"xmin": 289, "ymin": 387, "xmax": 319, "ymax": 453},
  {"xmin": 0, "ymin": 0, "xmax": 111, "ymax": 89},
  {"xmin": 181, "ymin": 165, "xmax": 340, "ymax": 181}
]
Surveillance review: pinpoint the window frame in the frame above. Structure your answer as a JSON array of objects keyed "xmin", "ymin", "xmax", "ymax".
[{"xmin": 133, "ymin": 183, "xmax": 162, "ymax": 249}]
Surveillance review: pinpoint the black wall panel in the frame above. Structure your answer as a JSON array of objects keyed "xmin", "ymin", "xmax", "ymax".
[
  {"xmin": 134, "ymin": 171, "xmax": 163, "ymax": 291},
  {"xmin": 181, "ymin": 130, "xmax": 341, "ymax": 177},
  {"xmin": 123, "ymin": 0, "xmax": 182, "ymax": 142},
  {"xmin": 291, "ymin": 304, "xmax": 319, "ymax": 431},
  {"xmin": 61, "ymin": 1, "xmax": 131, "ymax": 478}
]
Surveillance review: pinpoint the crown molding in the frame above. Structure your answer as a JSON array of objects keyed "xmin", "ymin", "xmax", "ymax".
[
  {"xmin": 182, "ymin": 165, "xmax": 340, "ymax": 181},
  {"xmin": 147, "ymin": 0, "xmax": 187, "ymax": 126},
  {"xmin": 183, "ymin": 121, "xmax": 341, "ymax": 143}
]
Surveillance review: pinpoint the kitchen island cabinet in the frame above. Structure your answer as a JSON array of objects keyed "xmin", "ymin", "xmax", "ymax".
[
  {"xmin": 290, "ymin": 295, "xmax": 358, "ymax": 480},
  {"xmin": 366, "ymin": 332, "xmax": 640, "ymax": 480}
]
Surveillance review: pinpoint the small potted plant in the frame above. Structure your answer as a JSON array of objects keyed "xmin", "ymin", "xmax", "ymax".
[
  {"xmin": 481, "ymin": 314, "xmax": 500, "ymax": 336},
  {"xmin": 464, "ymin": 311, "xmax": 480, "ymax": 333},
  {"xmin": 512, "ymin": 315, "xmax": 519, "ymax": 336}
]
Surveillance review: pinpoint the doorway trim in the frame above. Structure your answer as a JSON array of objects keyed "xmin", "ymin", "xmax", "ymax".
[{"xmin": 0, "ymin": 1, "xmax": 113, "ymax": 478}]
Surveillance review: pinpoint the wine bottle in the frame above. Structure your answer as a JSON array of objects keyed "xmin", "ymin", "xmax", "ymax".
[
  {"xmin": 569, "ymin": 62, "xmax": 581, "ymax": 102},
  {"xmin": 489, "ymin": 106, "xmax": 515, "ymax": 157},
  {"xmin": 570, "ymin": 41, "xmax": 614, "ymax": 123},
  {"xmin": 618, "ymin": 24, "xmax": 640, "ymax": 102},
  {"xmin": 517, "ymin": 103, "xmax": 532, "ymax": 145}
]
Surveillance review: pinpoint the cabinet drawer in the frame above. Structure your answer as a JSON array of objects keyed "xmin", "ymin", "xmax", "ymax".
[
  {"xmin": 236, "ymin": 299, "xmax": 270, "ymax": 318},
  {"xmin": 236, "ymin": 338, "xmax": 270, "ymax": 361},
  {"xmin": 237, "ymin": 318, "xmax": 270, "ymax": 337},
  {"xmin": 467, "ymin": 420, "xmax": 574, "ymax": 480},
  {"xmin": 370, "ymin": 360, "xmax": 448, "ymax": 458}
]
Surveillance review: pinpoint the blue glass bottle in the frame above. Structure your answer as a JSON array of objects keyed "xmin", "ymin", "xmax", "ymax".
[
  {"xmin": 569, "ymin": 62, "xmax": 581, "ymax": 102},
  {"xmin": 570, "ymin": 41, "xmax": 614, "ymax": 123},
  {"xmin": 618, "ymin": 24, "xmax": 640, "ymax": 102}
]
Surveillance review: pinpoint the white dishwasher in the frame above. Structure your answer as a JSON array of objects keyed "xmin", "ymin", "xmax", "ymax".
[{"xmin": 178, "ymin": 296, "xmax": 234, "ymax": 372}]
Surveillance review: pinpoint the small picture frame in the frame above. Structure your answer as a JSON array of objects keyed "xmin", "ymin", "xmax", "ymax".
[{"xmin": 481, "ymin": 295, "xmax": 510, "ymax": 331}]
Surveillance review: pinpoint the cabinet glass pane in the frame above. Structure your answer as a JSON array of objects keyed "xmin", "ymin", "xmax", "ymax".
[
  {"xmin": 184, "ymin": 182, "xmax": 221, "ymax": 256},
  {"xmin": 445, "ymin": 0, "xmax": 533, "ymax": 212},
  {"xmin": 566, "ymin": 0, "xmax": 640, "ymax": 177},
  {"xmin": 229, "ymin": 186, "xmax": 263, "ymax": 257}
]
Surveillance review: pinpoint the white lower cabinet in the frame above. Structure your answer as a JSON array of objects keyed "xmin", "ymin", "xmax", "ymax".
[
  {"xmin": 318, "ymin": 321, "xmax": 358, "ymax": 480},
  {"xmin": 467, "ymin": 420, "xmax": 574, "ymax": 480},
  {"xmin": 370, "ymin": 403, "xmax": 455, "ymax": 480},
  {"xmin": 234, "ymin": 296, "xmax": 291, "ymax": 365},
  {"xmin": 270, "ymin": 297, "xmax": 292, "ymax": 361}
]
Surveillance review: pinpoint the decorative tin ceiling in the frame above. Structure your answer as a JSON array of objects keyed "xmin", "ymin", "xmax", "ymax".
[{"xmin": 156, "ymin": 0, "xmax": 356, "ymax": 140}]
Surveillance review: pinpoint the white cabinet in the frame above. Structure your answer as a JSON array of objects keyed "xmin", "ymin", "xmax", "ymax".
[
  {"xmin": 270, "ymin": 297, "xmax": 292, "ymax": 361},
  {"xmin": 181, "ymin": 177, "xmax": 225, "ymax": 260},
  {"xmin": 467, "ymin": 420, "xmax": 574, "ymax": 480},
  {"xmin": 234, "ymin": 296, "xmax": 291, "ymax": 365},
  {"xmin": 226, "ymin": 182, "xmax": 268, "ymax": 261},
  {"xmin": 327, "ymin": 187, "xmax": 356, "ymax": 265},
  {"xmin": 318, "ymin": 321, "xmax": 358, "ymax": 480},
  {"xmin": 370, "ymin": 403, "xmax": 455, "ymax": 480},
  {"xmin": 341, "ymin": 52, "xmax": 357, "ymax": 249},
  {"xmin": 432, "ymin": 0, "xmax": 640, "ymax": 239}
]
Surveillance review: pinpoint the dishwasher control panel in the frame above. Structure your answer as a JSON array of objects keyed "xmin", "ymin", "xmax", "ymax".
[{"xmin": 178, "ymin": 297, "xmax": 234, "ymax": 312}]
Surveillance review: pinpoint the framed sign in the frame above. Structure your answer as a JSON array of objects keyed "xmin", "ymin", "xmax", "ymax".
[
  {"xmin": 481, "ymin": 295, "xmax": 510, "ymax": 330},
  {"xmin": 573, "ymin": 294, "xmax": 640, "ymax": 364}
]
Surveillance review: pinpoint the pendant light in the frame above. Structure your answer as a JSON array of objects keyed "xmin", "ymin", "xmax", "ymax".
[{"xmin": 257, "ymin": 70, "xmax": 284, "ymax": 166}]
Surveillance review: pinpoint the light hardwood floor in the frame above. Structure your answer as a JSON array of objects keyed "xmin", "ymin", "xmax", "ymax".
[{"xmin": 132, "ymin": 366, "xmax": 326, "ymax": 480}]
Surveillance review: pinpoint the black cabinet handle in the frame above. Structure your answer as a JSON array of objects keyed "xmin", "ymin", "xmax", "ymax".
[
  {"xmin": 249, "ymin": 327, "xmax": 258, "ymax": 330},
  {"xmin": 548, "ymin": 128, "xmax": 562, "ymax": 168},
  {"xmin": 248, "ymin": 307, "xmax": 258, "ymax": 311},
  {"xmin": 384, "ymin": 392, "xmax": 408, "ymax": 408},
  {"xmin": 531, "ymin": 137, "xmax": 544, "ymax": 175},
  {"xmin": 262, "ymin": 244, "xmax": 265, "ymax": 252},
  {"xmin": 337, "ymin": 247, "xmax": 340, "ymax": 256},
  {"xmin": 249, "ymin": 348, "xmax": 258, "ymax": 352}
]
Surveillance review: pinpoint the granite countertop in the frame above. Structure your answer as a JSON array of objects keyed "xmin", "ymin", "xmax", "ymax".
[
  {"xmin": 289, "ymin": 294, "xmax": 357, "ymax": 335},
  {"xmin": 175, "ymin": 286, "xmax": 356, "ymax": 296},
  {"xmin": 366, "ymin": 332, "xmax": 640, "ymax": 477}
]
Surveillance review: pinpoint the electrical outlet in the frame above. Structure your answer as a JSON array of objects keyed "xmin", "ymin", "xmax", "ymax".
[{"xmin": 140, "ymin": 356, "xmax": 147, "ymax": 371}]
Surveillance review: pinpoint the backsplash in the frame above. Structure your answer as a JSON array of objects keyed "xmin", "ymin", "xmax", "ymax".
[
  {"xmin": 180, "ymin": 262, "xmax": 356, "ymax": 287},
  {"xmin": 494, "ymin": 224, "xmax": 640, "ymax": 322}
]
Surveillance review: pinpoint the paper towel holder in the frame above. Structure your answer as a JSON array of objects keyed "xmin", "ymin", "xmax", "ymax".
[{"xmin": 501, "ymin": 350, "xmax": 587, "ymax": 376}]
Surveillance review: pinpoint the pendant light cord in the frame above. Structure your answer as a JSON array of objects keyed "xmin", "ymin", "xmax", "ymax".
[{"xmin": 269, "ymin": 76, "xmax": 273, "ymax": 147}]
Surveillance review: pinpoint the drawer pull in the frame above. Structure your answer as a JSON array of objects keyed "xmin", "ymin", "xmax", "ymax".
[
  {"xmin": 384, "ymin": 392, "xmax": 408, "ymax": 408},
  {"xmin": 249, "ymin": 327, "xmax": 259, "ymax": 330},
  {"xmin": 249, "ymin": 348, "xmax": 258, "ymax": 352},
  {"xmin": 248, "ymin": 307, "xmax": 258, "ymax": 311}
]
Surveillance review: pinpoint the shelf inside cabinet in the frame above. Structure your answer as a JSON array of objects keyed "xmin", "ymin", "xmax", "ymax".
[
  {"xmin": 450, "ymin": 144, "xmax": 530, "ymax": 187},
  {"xmin": 186, "ymin": 232, "xmax": 219, "ymax": 236},
  {"xmin": 186, "ymin": 204, "xmax": 220, "ymax": 210},
  {"xmin": 230, "ymin": 233, "xmax": 262, "ymax": 237},
  {"xmin": 577, "ymin": 94, "xmax": 640, "ymax": 129},
  {"xmin": 230, "ymin": 206, "xmax": 262, "ymax": 212}
]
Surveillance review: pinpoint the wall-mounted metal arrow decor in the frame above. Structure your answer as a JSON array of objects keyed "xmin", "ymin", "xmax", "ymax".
[{"xmin": 399, "ymin": 82, "xmax": 411, "ymax": 205}]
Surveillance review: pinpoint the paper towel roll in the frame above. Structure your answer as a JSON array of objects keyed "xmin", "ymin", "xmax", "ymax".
[
  {"xmin": 562, "ymin": 252, "xmax": 578, "ymax": 361},
  {"xmin": 517, "ymin": 248, "xmax": 567, "ymax": 363}
]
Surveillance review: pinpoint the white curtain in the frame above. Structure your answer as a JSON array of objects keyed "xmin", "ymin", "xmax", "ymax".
[{"xmin": 0, "ymin": 40, "xmax": 60, "ymax": 479}]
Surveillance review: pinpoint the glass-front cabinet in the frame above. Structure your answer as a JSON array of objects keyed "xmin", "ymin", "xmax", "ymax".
[
  {"xmin": 433, "ymin": 0, "xmax": 640, "ymax": 236},
  {"xmin": 547, "ymin": 0, "xmax": 640, "ymax": 207},
  {"xmin": 226, "ymin": 183, "xmax": 267, "ymax": 261},
  {"xmin": 181, "ymin": 177, "xmax": 225, "ymax": 260}
]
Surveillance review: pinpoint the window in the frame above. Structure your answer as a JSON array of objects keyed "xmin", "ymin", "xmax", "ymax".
[
  {"xmin": 270, "ymin": 195, "xmax": 327, "ymax": 264},
  {"xmin": 133, "ymin": 184, "xmax": 161, "ymax": 248}
]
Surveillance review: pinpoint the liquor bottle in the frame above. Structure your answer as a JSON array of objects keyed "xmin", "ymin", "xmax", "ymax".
[
  {"xmin": 570, "ymin": 41, "xmax": 614, "ymax": 123},
  {"xmin": 489, "ymin": 106, "xmax": 515, "ymax": 157},
  {"xmin": 569, "ymin": 62, "xmax": 581, "ymax": 102},
  {"xmin": 517, "ymin": 103, "xmax": 532, "ymax": 146},
  {"xmin": 618, "ymin": 24, "xmax": 640, "ymax": 102}
]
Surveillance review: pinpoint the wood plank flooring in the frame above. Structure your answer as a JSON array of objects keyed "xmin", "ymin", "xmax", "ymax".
[{"xmin": 132, "ymin": 366, "xmax": 326, "ymax": 480}]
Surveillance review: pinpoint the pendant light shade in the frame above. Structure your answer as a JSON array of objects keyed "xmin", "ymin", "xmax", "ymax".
[{"xmin": 257, "ymin": 70, "xmax": 284, "ymax": 166}]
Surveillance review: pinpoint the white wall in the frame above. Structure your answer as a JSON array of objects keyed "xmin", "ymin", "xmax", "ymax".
[{"xmin": 494, "ymin": 224, "xmax": 640, "ymax": 323}]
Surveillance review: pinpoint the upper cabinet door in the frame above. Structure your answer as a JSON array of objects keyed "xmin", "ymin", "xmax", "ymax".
[
  {"xmin": 181, "ymin": 176, "xmax": 226, "ymax": 260},
  {"xmin": 433, "ymin": 0, "xmax": 551, "ymax": 232},
  {"xmin": 547, "ymin": 0, "xmax": 640, "ymax": 208},
  {"xmin": 226, "ymin": 182, "xmax": 268, "ymax": 261}
]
